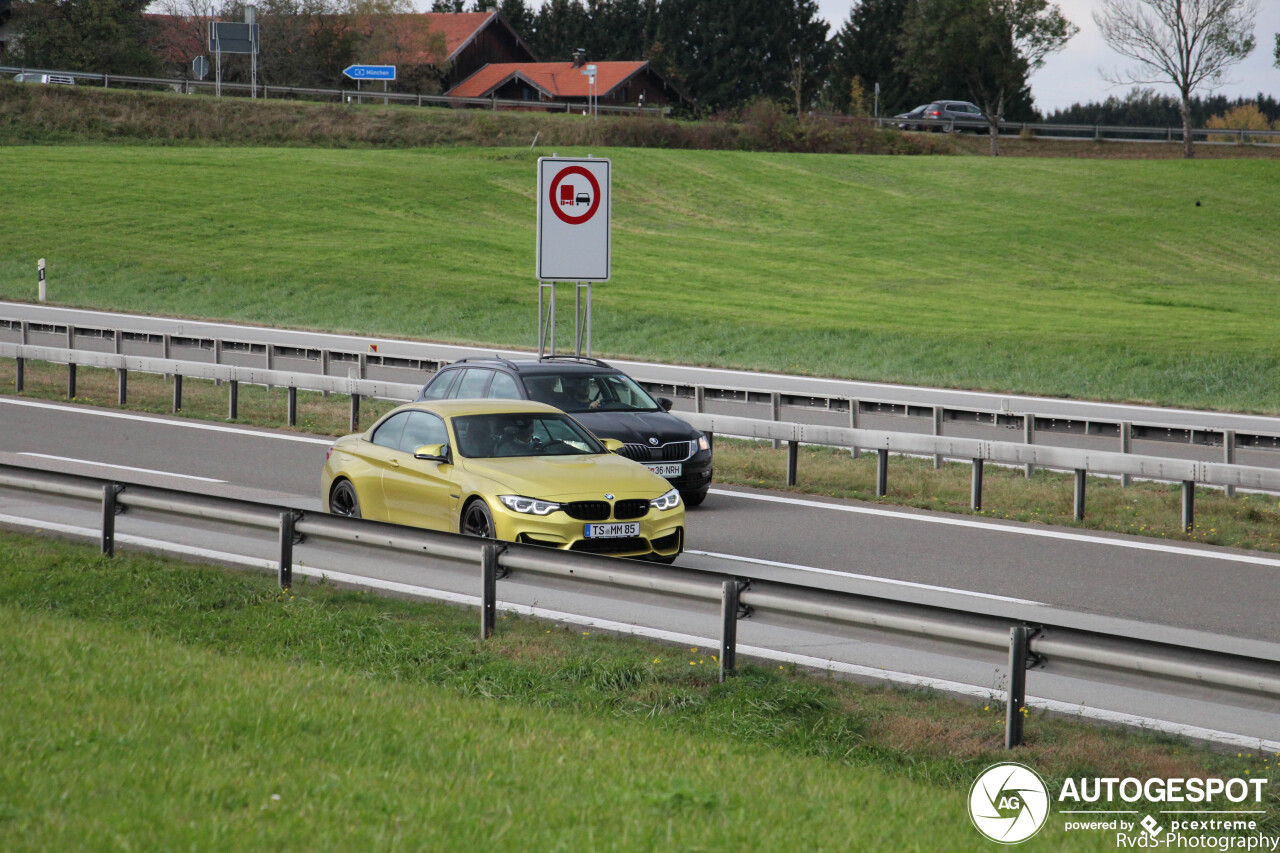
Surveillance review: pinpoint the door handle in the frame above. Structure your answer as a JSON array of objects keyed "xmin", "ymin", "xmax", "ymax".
[{"xmin": 389, "ymin": 459, "xmax": 400, "ymax": 468}]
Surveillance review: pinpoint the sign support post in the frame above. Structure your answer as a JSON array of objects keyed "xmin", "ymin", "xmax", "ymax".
[{"xmin": 536, "ymin": 156, "xmax": 611, "ymax": 358}]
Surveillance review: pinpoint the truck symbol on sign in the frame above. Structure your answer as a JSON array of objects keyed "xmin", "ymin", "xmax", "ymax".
[{"xmin": 559, "ymin": 185, "xmax": 590, "ymax": 206}]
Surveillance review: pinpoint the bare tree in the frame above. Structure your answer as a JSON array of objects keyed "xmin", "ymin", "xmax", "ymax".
[{"xmin": 1094, "ymin": 0, "xmax": 1258, "ymax": 158}]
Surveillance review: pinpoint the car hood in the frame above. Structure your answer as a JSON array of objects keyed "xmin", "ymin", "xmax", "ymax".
[
  {"xmin": 459, "ymin": 453, "xmax": 671, "ymax": 501},
  {"xmin": 570, "ymin": 411, "xmax": 699, "ymax": 446}
]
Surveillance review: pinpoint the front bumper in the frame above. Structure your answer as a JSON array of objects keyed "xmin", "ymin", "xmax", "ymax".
[{"xmin": 489, "ymin": 500, "xmax": 685, "ymax": 558}]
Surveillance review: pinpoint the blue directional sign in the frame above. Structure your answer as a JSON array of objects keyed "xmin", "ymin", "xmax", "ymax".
[{"xmin": 343, "ymin": 65, "xmax": 396, "ymax": 81}]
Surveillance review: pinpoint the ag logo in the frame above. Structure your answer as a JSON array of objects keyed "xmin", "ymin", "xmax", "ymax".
[{"xmin": 968, "ymin": 763, "xmax": 1050, "ymax": 844}]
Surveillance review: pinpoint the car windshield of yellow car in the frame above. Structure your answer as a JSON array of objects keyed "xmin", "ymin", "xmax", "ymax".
[{"xmin": 453, "ymin": 413, "xmax": 605, "ymax": 458}]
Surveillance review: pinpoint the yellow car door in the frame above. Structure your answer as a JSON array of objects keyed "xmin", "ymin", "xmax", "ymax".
[{"xmin": 381, "ymin": 411, "xmax": 457, "ymax": 530}]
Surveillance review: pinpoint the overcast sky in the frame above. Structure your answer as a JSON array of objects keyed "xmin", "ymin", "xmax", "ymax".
[{"xmin": 815, "ymin": 0, "xmax": 1280, "ymax": 111}]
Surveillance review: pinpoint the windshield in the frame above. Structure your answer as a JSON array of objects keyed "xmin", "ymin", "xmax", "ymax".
[
  {"xmin": 523, "ymin": 372, "xmax": 662, "ymax": 414},
  {"xmin": 453, "ymin": 413, "xmax": 606, "ymax": 459}
]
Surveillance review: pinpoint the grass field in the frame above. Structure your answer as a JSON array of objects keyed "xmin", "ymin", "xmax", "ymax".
[
  {"xmin": 3, "ymin": 530, "xmax": 1274, "ymax": 851},
  {"xmin": 4, "ymin": 145, "xmax": 1280, "ymax": 413}
]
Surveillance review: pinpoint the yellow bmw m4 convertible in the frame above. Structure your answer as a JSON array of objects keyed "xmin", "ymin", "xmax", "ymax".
[{"xmin": 321, "ymin": 400, "xmax": 684, "ymax": 562}]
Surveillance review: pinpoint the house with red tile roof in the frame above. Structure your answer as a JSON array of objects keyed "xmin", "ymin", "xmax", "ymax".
[
  {"xmin": 146, "ymin": 10, "xmax": 534, "ymax": 91},
  {"xmin": 448, "ymin": 58, "xmax": 690, "ymax": 110},
  {"xmin": 361, "ymin": 11, "xmax": 535, "ymax": 90}
]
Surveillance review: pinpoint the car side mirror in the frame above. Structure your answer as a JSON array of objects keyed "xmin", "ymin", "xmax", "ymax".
[
  {"xmin": 414, "ymin": 443, "xmax": 450, "ymax": 463},
  {"xmin": 600, "ymin": 438, "xmax": 625, "ymax": 453},
  {"xmin": 657, "ymin": 397, "xmax": 674, "ymax": 412}
]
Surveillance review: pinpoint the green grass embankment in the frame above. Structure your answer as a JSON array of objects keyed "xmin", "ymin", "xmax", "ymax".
[
  {"xmin": 2, "ymin": 530, "xmax": 1274, "ymax": 850},
  {"xmin": 4, "ymin": 143, "xmax": 1279, "ymax": 413}
]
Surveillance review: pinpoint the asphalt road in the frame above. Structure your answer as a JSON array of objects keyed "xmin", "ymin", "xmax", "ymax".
[
  {"xmin": 3, "ymin": 394, "xmax": 1279, "ymax": 744},
  {"xmin": 3, "ymin": 395, "xmax": 1278, "ymax": 640}
]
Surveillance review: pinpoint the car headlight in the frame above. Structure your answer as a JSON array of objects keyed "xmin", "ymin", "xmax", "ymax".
[
  {"xmin": 650, "ymin": 489, "xmax": 681, "ymax": 511},
  {"xmin": 696, "ymin": 435, "xmax": 710, "ymax": 452},
  {"xmin": 499, "ymin": 495, "xmax": 562, "ymax": 516}
]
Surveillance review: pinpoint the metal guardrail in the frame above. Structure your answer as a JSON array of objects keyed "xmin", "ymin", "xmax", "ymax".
[
  {"xmin": 867, "ymin": 113, "xmax": 1280, "ymax": 145},
  {"xmin": 2, "ymin": 461, "xmax": 1278, "ymax": 748},
  {"xmin": 6, "ymin": 321, "xmax": 1280, "ymax": 530},
  {"xmin": 0, "ymin": 65, "xmax": 666, "ymax": 117}
]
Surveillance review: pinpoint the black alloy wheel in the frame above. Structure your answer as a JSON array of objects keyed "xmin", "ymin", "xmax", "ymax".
[
  {"xmin": 461, "ymin": 500, "xmax": 495, "ymax": 538},
  {"xmin": 329, "ymin": 481, "xmax": 361, "ymax": 517}
]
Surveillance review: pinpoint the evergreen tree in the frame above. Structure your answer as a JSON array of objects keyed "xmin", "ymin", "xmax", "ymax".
[
  {"xmin": 527, "ymin": 0, "xmax": 590, "ymax": 61},
  {"xmin": 829, "ymin": 0, "xmax": 917, "ymax": 115},
  {"xmin": 657, "ymin": 0, "xmax": 828, "ymax": 113},
  {"xmin": 10, "ymin": 0, "xmax": 162, "ymax": 74}
]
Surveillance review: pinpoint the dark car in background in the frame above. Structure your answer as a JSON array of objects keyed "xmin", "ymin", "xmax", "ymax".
[
  {"xmin": 922, "ymin": 100, "xmax": 988, "ymax": 133},
  {"xmin": 416, "ymin": 356, "xmax": 714, "ymax": 506},
  {"xmin": 894, "ymin": 104, "xmax": 932, "ymax": 131}
]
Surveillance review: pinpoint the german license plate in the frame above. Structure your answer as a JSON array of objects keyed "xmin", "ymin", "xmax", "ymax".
[
  {"xmin": 584, "ymin": 522, "xmax": 640, "ymax": 538},
  {"xmin": 646, "ymin": 463, "xmax": 682, "ymax": 477}
]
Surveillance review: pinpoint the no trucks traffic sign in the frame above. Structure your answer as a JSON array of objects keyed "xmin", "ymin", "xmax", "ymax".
[{"xmin": 536, "ymin": 157, "xmax": 611, "ymax": 282}]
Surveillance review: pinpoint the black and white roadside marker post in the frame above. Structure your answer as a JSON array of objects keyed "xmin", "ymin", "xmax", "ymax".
[{"xmin": 38, "ymin": 258, "xmax": 46, "ymax": 303}]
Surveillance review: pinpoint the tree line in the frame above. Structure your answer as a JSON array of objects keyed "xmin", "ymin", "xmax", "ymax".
[
  {"xmin": 1045, "ymin": 88, "xmax": 1280, "ymax": 129},
  {"xmin": 7, "ymin": 0, "xmax": 1274, "ymax": 158},
  {"xmin": 7, "ymin": 0, "xmax": 1073, "ymax": 118}
]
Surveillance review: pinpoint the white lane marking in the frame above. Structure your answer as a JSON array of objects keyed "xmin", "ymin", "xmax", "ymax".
[
  {"xmin": 18, "ymin": 453, "xmax": 227, "ymax": 483},
  {"xmin": 686, "ymin": 549, "xmax": 1046, "ymax": 606},
  {"xmin": 1, "ymin": 510, "xmax": 1273, "ymax": 753},
  {"xmin": 0, "ymin": 398, "xmax": 334, "ymax": 445},
  {"xmin": 709, "ymin": 488, "xmax": 1280, "ymax": 569}
]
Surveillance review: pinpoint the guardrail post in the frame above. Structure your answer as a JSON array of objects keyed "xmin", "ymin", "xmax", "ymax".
[
  {"xmin": 172, "ymin": 374, "xmax": 183, "ymax": 412},
  {"xmin": 228, "ymin": 379, "xmax": 239, "ymax": 420},
  {"xmin": 1224, "ymin": 430, "xmax": 1236, "ymax": 498},
  {"xmin": 287, "ymin": 387, "xmax": 298, "ymax": 426},
  {"xmin": 694, "ymin": 385, "xmax": 705, "ymax": 414},
  {"xmin": 277, "ymin": 511, "xmax": 299, "ymax": 589},
  {"xmin": 118, "ymin": 368, "xmax": 127, "ymax": 405},
  {"xmin": 321, "ymin": 350, "xmax": 331, "ymax": 398},
  {"xmin": 348, "ymin": 367, "xmax": 361, "ymax": 431},
  {"xmin": 67, "ymin": 362, "xmax": 76, "ymax": 399},
  {"xmin": 1120, "ymin": 422, "xmax": 1132, "ymax": 488},
  {"xmin": 971, "ymin": 459, "xmax": 984, "ymax": 510},
  {"xmin": 162, "ymin": 334, "xmax": 171, "ymax": 380},
  {"xmin": 1073, "ymin": 470, "xmax": 1086, "ymax": 520},
  {"xmin": 771, "ymin": 392, "xmax": 782, "ymax": 449},
  {"xmin": 214, "ymin": 339, "xmax": 222, "ymax": 388},
  {"xmin": 481, "ymin": 543, "xmax": 498, "ymax": 639},
  {"xmin": 1023, "ymin": 416, "xmax": 1035, "ymax": 478},
  {"xmin": 933, "ymin": 407, "xmax": 944, "ymax": 469},
  {"xmin": 1182, "ymin": 481, "xmax": 1194, "ymax": 532},
  {"xmin": 786, "ymin": 441, "xmax": 799, "ymax": 486},
  {"xmin": 876, "ymin": 449, "xmax": 889, "ymax": 497},
  {"xmin": 719, "ymin": 580, "xmax": 749, "ymax": 682},
  {"xmin": 14, "ymin": 357, "xmax": 22, "ymax": 393},
  {"xmin": 101, "ymin": 483, "xmax": 124, "ymax": 557},
  {"xmin": 1005, "ymin": 626, "xmax": 1029, "ymax": 749},
  {"xmin": 849, "ymin": 398, "xmax": 860, "ymax": 459}
]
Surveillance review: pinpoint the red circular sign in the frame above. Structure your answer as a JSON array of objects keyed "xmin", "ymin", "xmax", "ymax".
[{"xmin": 549, "ymin": 166, "xmax": 602, "ymax": 225}]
